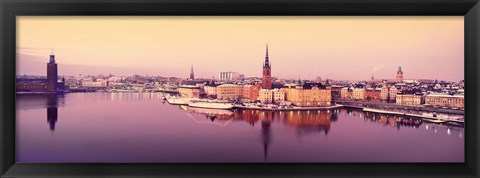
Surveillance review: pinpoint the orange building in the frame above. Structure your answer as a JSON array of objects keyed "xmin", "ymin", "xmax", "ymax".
[
  {"xmin": 425, "ymin": 93, "xmax": 464, "ymax": 109},
  {"xmin": 242, "ymin": 85, "xmax": 260, "ymax": 102},
  {"xmin": 216, "ymin": 84, "xmax": 243, "ymax": 101},
  {"xmin": 282, "ymin": 83, "xmax": 331, "ymax": 107}
]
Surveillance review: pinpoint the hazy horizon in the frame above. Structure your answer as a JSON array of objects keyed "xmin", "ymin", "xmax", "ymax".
[{"xmin": 17, "ymin": 16, "xmax": 464, "ymax": 81}]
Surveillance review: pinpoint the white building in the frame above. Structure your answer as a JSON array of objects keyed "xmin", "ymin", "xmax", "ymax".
[
  {"xmin": 380, "ymin": 85, "xmax": 389, "ymax": 101},
  {"xmin": 204, "ymin": 85, "xmax": 217, "ymax": 97},
  {"xmin": 219, "ymin": 72, "xmax": 244, "ymax": 81},
  {"xmin": 258, "ymin": 89, "xmax": 273, "ymax": 104},
  {"xmin": 82, "ymin": 78, "xmax": 108, "ymax": 87},
  {"xmin": 389, "ymin": 86, "xmax": 398, "ymax": 102},
  {"xmin": 258, "ymin": 89, "xmax": 285, "ymax": 104}
]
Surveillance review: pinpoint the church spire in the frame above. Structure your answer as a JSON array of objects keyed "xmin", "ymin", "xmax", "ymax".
[
  {"xmin": 190, "ymin": 65, "xmax": 194, "ymax": 80},
  {"xmin": 264, "ymin": 44, "xmax": 270, "ymax": 68}
]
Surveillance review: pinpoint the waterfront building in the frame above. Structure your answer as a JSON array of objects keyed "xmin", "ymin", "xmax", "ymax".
[
  {"xmin": 425, "ymin": 93, "xmax": 464, "ymax": 109},
  {"xmin": 273, "ymin": 89, "xmax": 285, "ymax": 103},
  {"xmin": 262, "ymin": 44, "xmax": 272, "ymax": 89},
  {"xmin": 352, "ymin": 87, "xmax": 365, "ymax": 100},
  {"xmin": 216, "ymin": 84, "xmax": 243, "ymax": 101},
  {"xmin": 82, "ymin": 78, "xmax": 109, "ymax": 88},
  {"xmin": 330, "ymin": 85, "xmax": 343, "ymax": 100},
  {"xmin": 16, "ymin": 53, "xmax": 65, "ymax": 93},
  {"xmin": 178, "ymin": 85, "xmax": 201, "ymax": 98},
  {"xmin": 282, "ymin": 82, "xmax": 331, "ymax": 107},
  {"xmin": 204, "ymin": 82, "xmax": 219, "ymax": 98},
  {"xmin": 340, "ymin": 87, "xmax": 353, "ymax": 100},
  {"xmin": 396, "ymin": 66, "xmax": 404, "ymax": 83},
  {"xmin": 258, "ymin": 89, "xmax": 274, "ymax": 104},
  {"xmin": 396, "ymin": 93, "xmax": 422, "ymax": 106},
  {"xmin": 389, "ymin": 86, "xmax": 398, "ymax": 102},
  {"xmin": 242, "ymin": 84, "xmax": 260, "ymax": 102},
  {"xmin": 380, "ymin": 85, "xmax": 389, "ymax": 101},
  {"xmin": 365, "ymin": 88, "xmax": 382, "ymax": 101},
  {"xmin": 258, "ymin": 88, "xmax": 285, "ymax": 104}
]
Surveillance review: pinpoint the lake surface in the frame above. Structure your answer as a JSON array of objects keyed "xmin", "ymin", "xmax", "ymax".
[{"xmin": 16, "ymin": 93, "xmax": 464, "ymax": 162}]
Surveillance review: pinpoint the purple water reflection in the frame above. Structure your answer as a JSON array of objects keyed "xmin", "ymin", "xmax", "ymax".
[{"xmin": 16, "ymin": 93, "xmax": 464, "ymax": 163}]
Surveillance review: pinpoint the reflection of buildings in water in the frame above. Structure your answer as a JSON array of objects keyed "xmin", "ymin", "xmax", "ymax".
[
  {"xmin": 362, "ymin": 111, "xmax": 422, "ymax": 129},
  {"xmin": 261, "ymin": 120, "xmax": 271, "ymax": 161},
  {"xmin": 425, "ymin": 123, "xmax": 464, "ymax": 138},
  {"xmin": 46, "ymin": 94, "xmax": 59, "ymax": 131},
  {"xmin": 364, "ymin": 112, "xmax": 398, "ymax": 127},
  {"xmin": 180, "ymin": 106, "xmax": 236, "ymax": 126},
  {"xmin": 16, "ymin": 94, "xmax": 63, "ymax": 131},
  {"xmin": 235, "ymin": 110, "xmax": 260, "ymax": 126},
  {"xmin": 16, "ymin": 93, "xmax": 65, "ymax": 109},
  {"xmin": 278, "ymin": 110, "xmax": 333, "ymax": 135},
  {"xmin": 182, "ymin": 108, "xmax": 338, "ymax": 160}
]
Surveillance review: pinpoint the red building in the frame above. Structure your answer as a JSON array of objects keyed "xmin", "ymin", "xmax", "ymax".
[
  {"xmin": 365, "ymin": 88, "xmax": 382, "ymax": 101},
  {"xmin": 262, "ymin": 44, "xmax": 272, "ymax": 89},
  {"xmin": 47, "ymin": 53, "xmax": 58, "ymax": 92},
  {"xmin": 242, "ymin": 84, "xmax": 261, "ymax": 102}
]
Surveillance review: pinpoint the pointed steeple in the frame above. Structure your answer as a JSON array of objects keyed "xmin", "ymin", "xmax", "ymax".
[
  {"xmin": 190, "ymin": 65, "xmax": 194, "ymax": 80},
  {"xmin": 266, "ymin": 43, "xmax": 269, "ymax": 58},
  {"xmin": 264, "ymin": 44, "xmax": 270, "ymax": 68}
]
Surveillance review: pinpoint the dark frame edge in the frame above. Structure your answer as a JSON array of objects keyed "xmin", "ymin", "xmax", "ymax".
[
  {"xmin": 1, "ymin": 0, "xmax": 17, "ymax": 177},
  {"xmin": 1, "ymin": 0, "xmax": 480, "ymax": 178},
  {"xmin": 465, "ymin": 2, "xmax": 480, "ymax": 178}
]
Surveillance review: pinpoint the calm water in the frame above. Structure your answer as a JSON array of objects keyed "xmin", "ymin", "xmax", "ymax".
[{"xmin": 16, "ymin": 93, "xmax": 464, "ymax": 162}]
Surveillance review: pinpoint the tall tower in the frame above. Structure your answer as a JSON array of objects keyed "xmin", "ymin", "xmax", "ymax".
[
  {"xmin": 47, "ymin": 53, "xmax": 58, "ymax": 93},
  {"xmin": 396, "ymin": 66, "xmax": 403, "ymax": 83},
  {"xmin": 262, "ymin": 44, "xmax": 272, "ymax": 89},
  {"xmin": 190, "ymin": 65, "xmax": 195, "ymax": 80}
]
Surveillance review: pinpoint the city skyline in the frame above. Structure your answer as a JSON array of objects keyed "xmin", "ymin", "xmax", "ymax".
[{"xmin": 17, "ymin": 16, "xmax": 464, "ymax": 81}]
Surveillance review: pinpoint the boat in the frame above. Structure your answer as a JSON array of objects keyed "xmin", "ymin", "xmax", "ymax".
[
  {"xmin": 165, "ymin": 97, "xmax": 191, "ymax": 105},
  {"xmin": 188, "ymin": 100, "xmax": 233, "ymax": 109},
  {"xmin": 187, "ymin": 107, "xmax": 234, "ymax": 116}
]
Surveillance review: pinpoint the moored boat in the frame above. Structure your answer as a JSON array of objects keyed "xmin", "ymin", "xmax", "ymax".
[
  {"xmin": 188, "ymin": 100, "xmax": 233, "ymax": 109},
  {"xmin": 187, "ymin": 107, "xmax": 234, "ymax": 116},
  {"xmin": 165, "ymin": 97, "xmax": 192, "ymax": 105}
]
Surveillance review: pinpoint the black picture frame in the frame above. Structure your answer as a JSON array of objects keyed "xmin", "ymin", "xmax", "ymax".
[{"xmin": 1, "ymin": 0, "xmax": 479, "ymax": 177}]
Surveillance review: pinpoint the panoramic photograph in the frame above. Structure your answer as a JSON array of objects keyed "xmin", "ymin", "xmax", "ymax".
[{"xmin": 16, "ymin": 16, "xmax": 464, "ymax": 163}]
